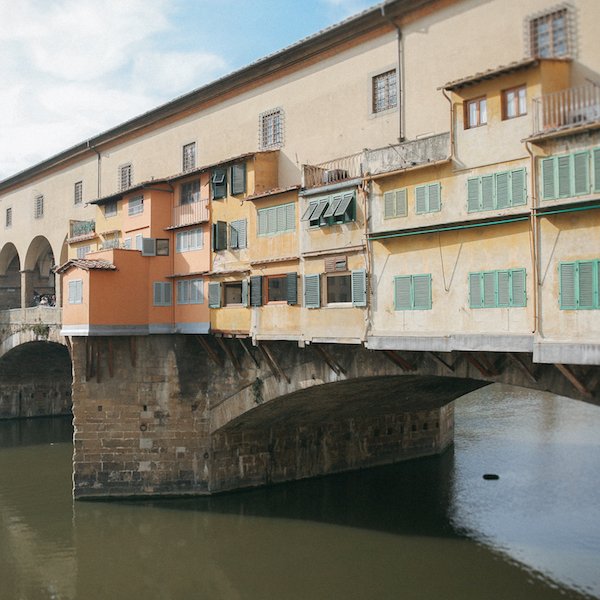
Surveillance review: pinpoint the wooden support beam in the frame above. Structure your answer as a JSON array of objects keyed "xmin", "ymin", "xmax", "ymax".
[
  {"xmin": 313, "ymin": 344, "xmax": 348, "ymax": 376},
  {"xmin": 238, "ymin": 338, "xmax": 260, "ymax": 368},
  {"xmin": 555, "ymin": 363, "xmax": 592, "ymax": 398},
  {"xmin": 383, "ymin": 350, "xmax": 415, "ymax": 372},
  {"xmin": 427, "ymin": 351, "xmax": 454, "ymax": 374},
  {"xmin": 216, "ymin": 337, "xmax": 243, "ymax": 375},
  {"xmin": 95, "ymin": 341, "xmax": 102, "ymax": 384},
  {"xmin": 196, "ymin": 335, "xmax": 223, "ymax": 367},
  {"xmin": 107, "ymin": 338, "xmax": 114, "ymax": 378},
  {"xmin": 507, "ymin": 352, "xmax": 537, "ymax": 384},
  {"xmin": 464, "ymin": 352, "xmax": 493, "ymax": 378},
  {"xmin": 129, "ymin": 337, "xmax": 137, "ymax": 368},
  {"xmin": 259, "ymin": 343, "xmax": 291, "ymax": 384},
  {"xmin": 476, "ymin": 352, "xmax": 500, "ymax": 376},
  {"xmin": 85, "ymin": 338, "xmax": 94, "ymax": 381}
]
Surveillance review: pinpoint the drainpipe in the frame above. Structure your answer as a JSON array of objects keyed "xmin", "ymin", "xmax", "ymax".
[
  {"xmin": 441, "ymin": 88, "xmax": 455, "ymax": 161},
  {"xmin": 380, "ymin": 4, "xmax": 404, "ymax": 142},
  {"xmin": 526, "ymin": 140, "xmax": 540, "ymax": 338}
]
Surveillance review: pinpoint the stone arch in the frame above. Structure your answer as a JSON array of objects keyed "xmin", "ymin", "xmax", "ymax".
[
  {"xmin": 23, "ymin": 236, "xmax": 56, "ymax": 307},
  {"xmin": 0, "ymin": 243, "xmax": 22, "ymax": 309}
]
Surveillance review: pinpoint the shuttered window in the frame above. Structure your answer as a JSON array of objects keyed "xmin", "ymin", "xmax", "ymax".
[
  {"xmin": 304, "ymin": 274, "xmax": 321, "ymax": 308},
  {"xmin": 68, "ymin": 279, "xmax": 83, "ymax": 304},
  {"xmin": 541, "ymin": 149, "xmax": 597, "ymax": 200},
  {"xmin": 302, "ymin": 191, "xmax": 355, "ymax": 227},
  {"xmin": 559, "ymin": 260, "xmax": 600, "ymax": 309},
  {"xmin": 128, "ymin": 196, "xmax": 143, "ymax": 216},
  {"xmin": 257, "ymin": 202, "xmax": 295, "ymax": 236},
  {"xmin": 180, "ymin": 180, "xmax": 200, "ymax": 205},
  {"xmin": 176, "ymin": 279, "xmax": 204, "ymax": 304},
  {"xmin": 383, "ymin": 188, "xmax": 408, "ymax": 219},
  {"xmin": 208, "ymin": 282, "xmax": 221, "ymax": 308},
  {"xmin": 153, "ymin": 282, "xmax": 172, "ymax": 306},
  {"xmin": 176, "ymin": 228, "xmax": 203, "ymax": 252},
  {"xmin": 250, "ymin": 275, "xmax": 263, "ymax": 307},
  {"xmin": 211, "ymin": 167, "xmax": 227, "ymax": 199},
  {"xmin": 212, "ymin": 221, "xmax": 228, "ymax": 251},
  {"xmin": 229, "ymin": 219, "xmax": 247, "ymax": 249},
  {"xmin": 469, "ymin": 269, "xmax": 526, "ymax": 308},
  {"xmin": 394, "ymin": 274, "xmax": 432, "ymax": 310},
  {"xmin": 231, "ymin": 163, "xmax": 246, "ymax": 195},
  {"xmin": 467, "ymin": 168, "xmax": 527, "ymax": 212},
  {"xmin": 415, "ymin": 183, "xmax": 441, "ymax": 214}
]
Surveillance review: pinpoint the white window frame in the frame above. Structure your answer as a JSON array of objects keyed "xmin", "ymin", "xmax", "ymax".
[
  {"xmin": 119, "ymin": 163, "xmax": 132, "ymax": 191},
  {"xmin": 176, "ymin": 279, "xmax": 204, "ymax": 305},
  {"xmin": 372, "ymin": 69, "xmax": 398, "ymax": 114},
  {"xmin": 153, "ymin": 282, "xmax": 172, "ymax": 306},
  {"xmin": 76, "ymin": 245, "xmax": 91, "ymax": 259},
  {"xmin": 259, "ymin": 108, "xmax": 284, "ymax": 149},
  {"xmin": 68, "ymin": 279, "xmax": 83, "ymax": 304},
  {"xmin": 182, "ymin": 142, "xmax": 196, "ymax": 172},
  {"xmin": 176, "ymin": 228, "xmax": 203, "ymax": 252},
  {"xmin": 128, "ymin": 195, "xmax": 144, "ymax": 216}
]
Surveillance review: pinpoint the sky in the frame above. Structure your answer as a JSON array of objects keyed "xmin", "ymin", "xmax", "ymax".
[{"xmin": 0, "ymin": 0, "xmax": 376, "ymax": 181}]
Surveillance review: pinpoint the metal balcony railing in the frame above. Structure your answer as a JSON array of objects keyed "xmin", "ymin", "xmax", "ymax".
[
  {"xmin": 532, "ymin": 83, "xmax": 600, "ymax": 135},
  {"xmin": 172, "ymin": 199, "xmax": 209, "ymax": 227},
  {"xmin": 70, "ymin": 220, "xmax": 95, "ymax": 239}
]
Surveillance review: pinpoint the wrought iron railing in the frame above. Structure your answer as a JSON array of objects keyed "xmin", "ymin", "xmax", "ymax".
[{"xmin": 172, "ymin": 199, "xmax": 209, "ymax": 227}]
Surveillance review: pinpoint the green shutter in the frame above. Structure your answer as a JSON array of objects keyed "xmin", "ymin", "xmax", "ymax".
[
  {"xmin": 573, "ymin": 151, "xmax": 590, "ymax": 196},
  {"xmin": 428, "ymin": 183, "xmax": 441, "ymax": 212},
  {"xmin": 467, "ymin": 178, "xmax": 480, "ymax": 212},
  {"xmin": 258, "ymin": 209, "xmax": 268, "ymax": 235},
  {"xmin": 351, "ymin": 269, "xmax": 367, "ymax": 307},
  {"xmin": 383, "ymin": 191, "xmax": 395, "ymax": 219},
  {"xmin": 208, "ymin": 282, "xmax": 221, "ymax": 308},
  {"xmin": 593, "ymin": 149, "xmax": 600, "ymax": 193},
  {"xmin": 559, "ymin": 263, "xmax": 577, "ymax": 309},
  {"xmin": 211, "ymin": 167, "xmax": 227, "ymax": 199},
  {"xmin": 286, "ymin": 272, "xmax": 297, "ymax": 305},
  {"xmin": 250, "ymin": 275, "xmax": 263, "ymax": 307},
  {"xmin": 323, "ymin": 195, "xmax": 342, "ymax": 219},
  {"xmin": 541, "ymin": 157, "xmax": 556, "ymax": 200},
  {"xmin": 229, "ymin": 222, "xmax": 238, "ymax": 249},
  {"xmin": 557, "ymin": 155, "xmax": 571, "ymax": 197},
  {"xmin": 412, "ymin": 274, "xmax": 431, "ymax": 309},
  {"xmin": 285, "ymin": 202, "xmax": 295, "ymax": 230},
  {"xmin": 469, "ymin": 273, "xmax": 482, "ymax": 308},
  {"xmin": 304, "ymin": 274, "xmax": 320, "ymax": 308},
  {"xmin": 510, "ymin": 168, "xmax": 526, "ymax": 206},
  {"xmin": 415, "ymin": 185, "xmax": 427, "ymax": 214},
  {"xmin": 481, "ymin": 175, "xmax": 495, "ymax": 211},
  {"xmin": 495, "ymin": 172, "xmax": 510, "ymax": 209},
  {"xmin": 231, "ymin": 163, "xmax": 246, "ymax": 195},
  {"xmin": 267, "ymin": 207, "xmax": 277, "ymax": 234},
  {"xmin": 394, "ymin": 276, "xmax": 411, "ymax": 310},
  {"xmin": 396, "ymin": 189, "xmax": 407, "ymax": 216},
  {"xmin": 510, "ymin": 269, "xmax": 526, "ymax": 307},
  {"xmin": 217, "ymin": 221, "xmax": 227, "ymax": 250},
  {"xmin": 497, "ymin": 271, "xmax": 510, "ymax": 306},
  {"xmin": 578, "ymin": 261, "xmax": 595, "ymax": 308},
  {"xmin": 482, "ymin": 272, "xmax": 496, "ymax": 307},
  {"xmin": 241, "ymin": 279, "xmax": 249, "ymax": 306}
]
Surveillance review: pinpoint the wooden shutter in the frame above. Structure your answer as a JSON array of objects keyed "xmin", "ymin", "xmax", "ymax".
[
  {"xmin": 481, "ymin": 175, "xmax": 494, "ymax": 210},
  {"xmin": 301, "ymin": 201, "xmax": 318, "ymax": 222},
  {"xmin": 412, "ymin": 274, "xmax": 431, "ymax": 309},
  {"xmin": 510, "ymin": 168, "xmax": 526, "ymax": 206},
  {"xmin": 211, "ymin": 167, "xmax": 227, "ymax": 199},
  {"xmin": 351, "ymin": 269, "xmax": 367, "ymax": 307},
  {"xmin": 258, "ymin": 209, "xmax": 268, "ymax": 235},
  {"xmin": 231, "ymin": 163, "xmax": 246, "ymax": 195},
  {"xmin": 323, "ymin": 195, "xmax": 342, "ymax": 219},
  {"xmin": 217, "ymin": 221, "xmax": 227, "ymax": 250},
  {"xmin": 578, "ymin": 261, "xmax": 595, "ymax": 308},
  {"xmin": 557, "ymin": 155, "xmax": 571, "ymax": 197},
  {"xmin": 238, "ymin": 219, "xmax": 247, "ymax": 248},
  {"xmin": 229, "ymin": 223, "xmax": 238, "ymax": 249},
  {"xmin": 304, "ymin": 274, "xmax": 320, "ymax": 308},
  {"xmin": 250, "ymin": 275, "xmax": 263, "ymax": 306},
  {"xmin": 482, "ymin": 272, "xmax": 496, "ymax": 307},
  {"xmin": 241, "ymin": 279, "xmax": 249, "ymax": 307},
  {"xmin": 510, "ymin": 269, "xmax": 526, "ymax": 307},
  {"xmin": 573, "ymin": 151, "xmax": 590, "ymax": 196},
  {"xmin": 383, "ymin": 191, "xmax": 395, "ymax": 219},
  {"xmin": 415, "ymin": 185, "xmax": 427, "ymax": 214},
  {"xmin": 541, "ymin": 157, "xmax": 556, "ymax": 200},
  {"xmin": 469, "ymin": 273, "xmax": 482, "ymax": 308},
  {"xmin": 177, "ymin": 280, "xmax": 188, "ymax": 304},
  {"xmin": 428, "ymin": 184, "xmax": 441, "ymax": 212},
  {"xmin": 208, "ymin": 282, "xmax": 221, "ymax": 308},
  {"xmin": 559, "ymin": 263, "xmax": 576, "ymax": 309},
  {"xmin": 285, "ymin": 203, "xmax": 295, "ymax": 231},
  {"xmin": 286, "ymin": 272, "xmax": 297, "ymax": 305},
  {"xmin": 593, "ymin": 148, "xmax": 600, "ymax": 193},
  {"xmin": 467, "ymin": 178, "xmax": 480, "ymax": 212},
  {"xmin": 395, "ymin": 189, "xmax": 407, "ymax": 217},
  {"xmin": 495, "ymin": 172, "xmax": 510, "ymax": 209},
  {"xmin": 394, "ymin": 276, "xmax": 411, "ymax": 310},
  {"xmin": 497, "ymin": 271, "xmax": 510, "ymax": 306}
]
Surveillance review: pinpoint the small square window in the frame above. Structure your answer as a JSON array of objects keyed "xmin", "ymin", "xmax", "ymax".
[
  {"xmin": 266, "ymin": 275, "xmax": 287, "ymax": 303},
  {"xmin": 224, "ymin": 282, "xmax": 243, "ymax": 306},
  {"xmin": 182, "ymin": 142, "xmax": 196, "ymax": 172},
  {"xmin": 104, "ymin": 201, "xmax": 117, "ymax": 217},
  {"xmin": 128, "ymin": 196, "xmax": 144, "ymax": 216},
  {"xmin": 503, "ymin": 86, "xmax": 527, "ymax": 119},
  {"xmin": 119, "ymin": 164, "xmax": 132, "ymax": 191},
  {"xmin": 156, "ymin": 239, "xmax": 170, "ymax": 256},
  {"xmin": 74, "ymin": 181, "xmax": 83, "ymax": 205},
  {"xmin": 530, "ymin": 8, "xmax": 569, "ymax": 58},
  {"xmin": 326, "ymin": 273, "xmax": 352, "ymax": 304},
  {"xmin": 259, "ymin": 108, "xmax": 283, "ymax": 149},
  {"xmin": 465, "ymin": 97, "xmax": 487, "ymax": 128},
  {"xmin": 372, "ymin": 70, "xmax": 397, "ymax": 113}
]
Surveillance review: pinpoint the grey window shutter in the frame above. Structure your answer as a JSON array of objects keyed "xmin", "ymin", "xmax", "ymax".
[
  {"xmin": 428, "ymin": 184, "xmax": 441, "ymax": 212},
  {"xmin": 467, "ymin": 178, "xmax": 480, "ymax": 212},
  {"xmin": 559, "ymin": 263, "xmax": 576, "ymax": 309},
  {"xmin": 231, "ymin": 163, "xmax": 246, "ymax": 195},
  {"xmin": 578, "ymin": 261, "xmax": 594, "ymax": 308},
  {"xmin": 286, "ymin": 272, "xmax": 297, "ymax": 305},
  {"xmin": 495, "ymin": 172, "xmax": 510, "ymax": 209},
  {"xmin": 351, "ymin": 269, "xmax": 367, "ymax": 307},
  {"xmin": 212, "ymin": 167, "xmax": 227, "ymax": 199},
  {"xmin": 593, "ymin": 149, "xmax": 600, "ymax": 193},
  {"xmin": 395, "ymin": 189, "xmax": 407, "ymax": 216},
  {"xmin": 573, "ymin": 151, "xmax": 590, "ymax": 196},
  {"xmin": 497, "ymin": 270, "xmax": 510, "ymax": 306},
  {"xmin": 511, "ymin": 168, "xmax": 526, "ymax": 205},
  {"xmin": 208, "ymin": 282, "xmax": 221, "ymax": 308},
  {"xmin": 258, "ymin": 209, "xmax": 268, "ymax": 234},
  {"xmin": 153, "ymin": 282, "xmax": 162, "ymax": 305},
  {"xmin": 276, "ymin": 205, "xmax": 286, "ymax": 232},
  {"xmin": 557, "ymin": 155, "xmax": 571, "ymax": 197},
  {"xmin": 394, "ymin": 276, "xmax": 411, "ymax": 310},
  {"xmin": 141, "ymin": 237, "xmax": 156, "ymax": 256},
  {"xmin": 481, "ymin": 175, "xmax": 494, "ymax": 210},
  {"xmin": 301, "ymin": 201, "xmax": 318, "ymax": 221},
  {"xmin": 241, "ymin": 278, "xmax": 249, "ymax": 306},
  {"xmin": 469, "ymin": 273, "xmax": 482, "ymax": 308},
  {"xmin": 238, "ymin": 219, "xmax": 247, "ymax": 248},
  {"xmin": 229, "ymin": 222, "xmax": 238, "ymax": 249},
  {"xmin": 482, "ymin": 272, "xmax": 496, "ymax": 307},
  {"xmin": 541, "ymin": 157, "xmax": 556, "ymax": 200},
  {"xmin": 323, "ymin": 195, "xmax": 342, "ymax": 218},
  {"xmin": 510, "ymin": 269, "xmax": 526, "ymax": 307},
  {"xmin": 304, "ymin": 274, "xmax": 320, "ymax": 308},
  {"xmin": 334, "ymin": 193, "xmax": 354, "ymax": 218},
  {"xmin": 384, "ymin": 191, "xmax": 395, "ymax": 218},
  {"xmin": 412, "ymin": 274, "xmax": 431, "ymax": 309},
  {"xmin": 415, "ymin": 185, "xmax": 427, "ymax": 214},
  {"xmin": 214, "ymin": 221, "xmax": 227, "ymax": 250},
  {"xmin": 250, "ymin": 275, "xmax": 263, "ymax": 306}
]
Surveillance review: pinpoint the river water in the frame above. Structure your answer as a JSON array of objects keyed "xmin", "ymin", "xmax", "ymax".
[{"xmin": 0, "ymin": 384, "xmax": 599, "ymax": 600}]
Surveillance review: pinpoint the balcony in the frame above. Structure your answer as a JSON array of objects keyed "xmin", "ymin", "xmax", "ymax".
[
  {"xmin": 302, "ymin": 152, "xmax": 362, "ymax": 189},
  {"xmin": 532, "ymin": 83, "xmax": 600, "ymax": 136},
  {"xmin": 69, "ymin": 220, "xmax": 95, "ymax": 241},
  {"xmin": 171, "ymin": 199, "xmax": 209, "ymax": 228}
]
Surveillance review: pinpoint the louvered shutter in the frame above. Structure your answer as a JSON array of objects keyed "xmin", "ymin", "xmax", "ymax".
[
  {"xmin": 351, "ymin": 269, "xmax": 367, "ymax": 307},
  {"xmin": 208, "ymin": 282, "xmax": 221, "ymax": 308},
  {"xmin": 511, "ymin": 168, "xmax": 526, "ymax": 205},
  {"xmin": 413, "ymin": 274, "xmax": 431, "ymax": 309},
  {"xmin": 573, "ymin": 151, "xmax": 590, "ymax": 196},
  {"xmin": 211, "ymin": 167, "xmax": 227, "ymax": 199},
  {"xmin": 483, "ymin": 272, "xmax": 496, "ymax": 307},
  {"xmin": 593, "ymin": 149, "xmax": 600, "ymax": 193},
  {"xmin": 395, "ymin": 189, "xmax": 407, "ymax": 216},
  {"xmin": 301, "ymin": 202, "xmax": 318, "ymax": 222},
  {"xmin": 384, "ymin": 191, "xmax": 395, "ymax": 218},
  {"xmin": 428, "ymin": 184, "xmax": 441, "ymax": 212},
  {"xmin": 286, "ymin": 272, "xmax": 297, "ymax": 305},
  {"xmin": 238, "ymin": 219, "xmax": 247, "ymax": 248},
  {"xmin": 578, "ymin": 261, "xmax": 594, "ymax": 308},
  {"xmin": 304, "ymin": 274, "xmax": 321, "ymax": 308},
  {"xmin": 469, "ymin": 273, "xmax": 482, "ymax": 308},
  {"xmin": 559, "ymin": 263, "xmax": 576, "ymax": 309},
  {"xmin": 191, "ymin": 279, "xmax": 204, "ymax": 304},
  {"xmin": 510, "ymin": 269, "xmax": 526, "ymax": 307},
  {"xmin": 497, "ymin": 271, "xmax": 510, "ymax": 306},
  {"xmin": 258, "ymin": 209, "xmax": 268, "ymax": 235},
  {"xmin": 241, "ymin": 279, "xmax": 249, "ymax": 307},
  {"xmin": 481, "ymin": 175, "xmax": 495, "ymax": 210},
  {"xmin": 495, "ymin": 172, "xmax": 510, "ymax": 209},
  {"xmin": 323, "ymin": 195, "xmax": 342, "ymax": 219},
  {"xmin": 467, "ymin": 178, "xmax": 480, "ymax": 212},
  {"xmin": 177, "ymin": 280, "xmax": 188, "ymax": 304},
  {"xmin": 176, "ymin": 232, "xmax": 183, "ymax": 252},
  {"xmin": 231, "ymin": 163, "xmax": 246, "ymax": 195},
  {"xmin": 141, "ymin": 238, "xmax": 156, "ymax": 256},
  {"xmin": 276, "ymin": 205, "xmax": 286, "ymax": 232},
  {"xmin": 541, "ymin": 157, "xmax": 556, "ymax": 200},
  {"xmin": 415, "ymin": 185, "xmax": 427, "ymax": 214},
  {"xmin": 267, "ymin": 207, "xmax": 277, "ymax": 234},
  {"xmin": 250, "ymin": 275, "xmax": 263, "ymax": 306},
  {"xmin": 557, "ymin": 155, "xmax": 571, "ymax": 197},
  {"xmin": 394, "ymin": 276, "xmax": 411, "ymax": 310},
  {"xmin": 229, "ymin": 222, "xmax": 238, "ymax": 249},
  {"xmin": 285, "ymin": 202, "xmax": 295, "ymax": 231},
  {"xmin": 153, "ymin": 282, "xmax": 162, "ymax": 305}
]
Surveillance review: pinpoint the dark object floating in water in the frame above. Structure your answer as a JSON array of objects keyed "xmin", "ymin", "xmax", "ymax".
[{"xmin": 483, "ymin": 473, "xmax": 500, "ymax": 480}]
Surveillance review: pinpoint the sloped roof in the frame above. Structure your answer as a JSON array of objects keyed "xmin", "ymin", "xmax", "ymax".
[{"xmin": 54, "ymin": 259, "xmax": 116, "ymax": 274}]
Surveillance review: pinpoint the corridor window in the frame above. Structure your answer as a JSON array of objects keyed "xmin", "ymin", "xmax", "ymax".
[
  {"xmin": 326, "ymin": 273, "xmax": 351, "ymax": 304},
  {"xmin": 182, "ymin": 142, "xmax": 196, "ymax": 172},
  {"xmin": 177, "ymin": 279, "xmax": 204, "ymax": 304},
  {"xmin": 74, "ymin": 181, "xmax": 83, "ymax": 205},
  {"xmin": 176, "ymin": 228, "xmax": 203, "ymax": 252},
  {"xmin": 5, "ymin": 207, "xmax": 12, "ymax": 228},
  {"xmin": 259, "ymin": 108, "xmax": 283, "ymax": 149},
  {"xmin": 465, "ymin": 97, "xmax": 487, "ymax": 128},
  {"xmin": 529, "ymin": 7, "xmax": 570, "ymax": 58},
  {"xmin": 372, "ymin": 69, "xmax": 397, "ymax": 113},
  {"xmin": 104, "ymin": 201, "xmax": 117, "ymax": 217},
  {"xmin": 181, "ymin": 180, "xmax": 200, "ymax": 205},
  {"xmin": 68, "ymin": 280, "xmax": 83, "ymax": 304},
  {"xmin": 257, "ymin": 202, "xmax": 295, "ymax": 236},
  {"xmin": 34, "ymin": 195, "xmax": 44, "ymax": 219},
  {"xmin": 503, "ymin": 86, "xmax": 527, "ymax": 119},
  {"xmin": 119, "ymin": 163, "xmax": 132, "ymax": 190},
  {"xmin": 76, "ymin": 246, "xmax": 90, "ymax": 259},
  {"xmin": 266, "ymin": 275, "xmax": 288, "ymax": 303}
]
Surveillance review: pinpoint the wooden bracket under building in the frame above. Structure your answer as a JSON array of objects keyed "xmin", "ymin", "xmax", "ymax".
[
  {"xmin": 427, "ymin": 351, "xmax": 454, "ymax": 374},
  {"xmin": 196, "ymin": 335, "xmax": 223, "ymax": 367},
  {"xmin": 507, "ymin": 352, "xmax": 538, "ymax": 384},
  {"xmin": 555, "ymin": 363, "xmax": 592, "ymax": 398},
  {"xmin": 382, "ymin": 350, "xmax": 415, "ymax": 372},
  {"xmin": 313, "ymin": 344, "xmax": 348, "ymax": 375},
  {"xmin": 464, "ymin": 352, "xmax": 495, "ymax": 378},
  {"xmin": 215, "ymin": 337, "xmax": 243, "ymax": 375},
  {"xmin": 238, "ymin": 338, "xmax": 260, "ymax": 368},
  {"xmin": 258, "ymin": 342, "xmax": 290, "ymax": 384}
]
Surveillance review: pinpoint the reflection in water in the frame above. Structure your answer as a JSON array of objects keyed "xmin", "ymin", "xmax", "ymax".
[{"xmin": 0, "ymin": 385, "xmax": 599, "ymax": 600}]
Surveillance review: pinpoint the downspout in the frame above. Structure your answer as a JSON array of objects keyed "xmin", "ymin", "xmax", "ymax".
[
  {"xmin": 380, "ymin": 4, "xmax": 404, "ymax": 142},
  {"xmin": 441, "ymin": 88, "xmax": 455, "ymax": 160},
  {"xmin": 526, "ymin": 140, "xmax": 540, "ymax": 337}
]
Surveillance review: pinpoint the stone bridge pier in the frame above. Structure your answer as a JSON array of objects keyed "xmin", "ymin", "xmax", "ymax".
[{"xmin": 70, "ymin": 335, "xmax": 600, "ymax": 499}]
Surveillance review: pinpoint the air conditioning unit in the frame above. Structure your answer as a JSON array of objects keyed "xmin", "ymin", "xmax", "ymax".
[{"xmin": 323, "ymin": 169, "xmax": 348, "ymax": 184}]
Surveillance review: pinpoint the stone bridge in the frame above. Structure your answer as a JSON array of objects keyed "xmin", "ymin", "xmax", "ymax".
[{"xmin": 68, "ymin": 334, "xmax": 600, "ymax": 498}]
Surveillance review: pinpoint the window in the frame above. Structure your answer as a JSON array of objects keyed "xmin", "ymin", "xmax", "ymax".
[
  {"xmin": 303, "ymin": 270, "xmax": 366, "ymax": 308},
  {"xmin": 208, "ymin": 282, "xmax": 221, "ymax": 308},
  {"xmin": 327, "ymin": 273, "xmax": 351, "ymax": 303},
  {"xmin": 415, "ymin": 183, "xmax": 441, "ymax": 214},
  {"xmin": 467, "ymin": 168, "xmax": 527, "ymax": 212},
  {"xmin": 5, "ymin": 207, "xmax": 12, "ymax": 228},
  {"xmin": 124, "ymin": 238, "xmax": 132, "ymax": 249},
  {"xmin": 135, "ymin": 234, "xmax": 143, "ymax": 250},
  {"xmin": 104, "ymin": 201, "xmax": 117, "ymax": 217},
  {"xmin": 503, "ymin": 86, "xmax": 527, "ymax": 119},
  {"xmin": 394, "ymin": 274, "xmax": 432, "ymax": 310},
  {"xmin": 559, "ymin": 260, "xmax": 600, "ymax": 309},
  {"xmin": 260, "ymin": 108, "xmax": 283, "ymax": 149},
  {"xmin": 176, "ymin": 228, "xmax": 203, "ymax": 252},
  {"xmin": 372, "ymin": 69, "xmax": 397, "ymax": 113},
  {"xmin": 34, "ymin": 195, "xmax": 44, "ymax": 219},
  {"xmin": 182, "ymin": 142, "xmax": 196, "ymax": 172},
  {"xmin": 229, "ymin": 219, "xmax": 247, "ymax": 249},
  {"xmin": 383, "ymin": 189, "xmax": 408, "ymax": 219},
  {"xmin": 128, "ymin": 196, "xmax": 143, "ymax": 216},
  {"xmin": 74, "ymin": 181, "xmax": 83, "ymax": 205},
  {"xmin": 465, "ymin": 97, "xmax": 487, "ymax": 128},
  {"xmin": 181, "ymin": 180, "xmax": 200, "ymax": 205},
  {"xmin": 176, "ymin": 279, "xmax": 204, "ymax": 304},
  {"xmin": 469, "ymin": 269, "xmax": 526, "ymax": 308},
  {"xmin": 224, "ymin": 282, "xmax": 243, "ymax": 306},
  {"xmin": 155, "ymin": 239, "xmax": 169, "ymax": 256},
  {"xmin": 249, "ymin": 274, "xmax": 297, "ymax": 306},
  {"xmin": 68, "ymin": 280, "xmax": 83, "ymax": 304},
  {"xmin": 257, "ymin": 202, "xmax": 295, "ymax": 236},
  {"xmin": 76, "ymin": 245, "xmax": 91, "ymax": 259},
  {"xmin": 211, "ymin": 167, "xmax": 227, "ymax": 199},
  {"xmin": 212, "ymin": 221, "xmax": 228, "ymax": 251},
  {"xmin": 231, "ymin": 163, "xmax": 246, "ymax": 195},
  {"xmin": 541, "ymin": 148, "xmax": 599, "ymax": 200},
  {"xmin": 153, "ymin": 282, "xmax": 172, "ymax": 306},
  {"xmin": 530, "ymin": 8, "xmax": 569, "ymax": 58},
  {"xmin": 301, "ymin": 192, "xmax": 355, "ymax": 227},
  {"xmin": 119, "ymin": 164, "xmax": 132, "ymax": 191},
  {"xmin": 266, "ymin": 275, "xmax": 287, "ymax": 303}
]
